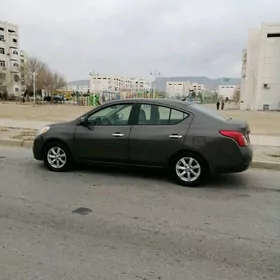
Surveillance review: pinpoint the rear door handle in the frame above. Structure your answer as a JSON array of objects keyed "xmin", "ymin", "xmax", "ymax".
[
  {"xmin": 112, "ymin": 133, "xmax": 124, "ymax": 137},
  {"xmin": 169, "ymin": 134, "xmax": 182, "ymax": 139}
]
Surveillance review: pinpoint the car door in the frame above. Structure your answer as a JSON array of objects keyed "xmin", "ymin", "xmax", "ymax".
[
  {"xmin": 129, "ymin": 103, "xmax": 193, "ymax": 167},
  {"xmin": 73, "ymin": 102, "xmax": 135, "ymax": 163}
]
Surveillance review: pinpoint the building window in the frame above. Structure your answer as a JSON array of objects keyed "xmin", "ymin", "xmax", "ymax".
[
  {"xmin": 0, "ymin": 73, "xmax": 5, "ymax": 83},
  {"xmin": 0, "ymin": 35, "xmax": 4, "ymax": 42},
  {"xmin": 20, "ymin": 59, "xmax": 24, "ymax": 63},
  {"xmin": 13, "ymin": 62, "xmax": 19, "ymax": 67},
  {"xmin": 0, "ymin": 48, "xmax": 4, "ymax": 54},
  {"xmin": 15, "ymin": 87, "xmax": 19, "ymax": 92},
  {"xmin": 13, "ymin": 38, "xmax": 17, "ymax": 43},
  {"xmin": 14, "ymin": 75, "xmax": 19, "ymax": 82},
  {"xmin": 267, "ymin": 33, "xmax": 280, "ymax": 38},
  {"xmin": 0, "ymin": 60, "xmax": 5, "ymax": 67},
  {"xmin": 13, "ymin": 50, "xmax": 18, "ymax": 55},
  {"xmin": 8, "ymin": 29, "xmax": 16, "ymax": 33},
  {"xmin": 0, "ymin": 27, "xmax": 4, "ymax": 31}
]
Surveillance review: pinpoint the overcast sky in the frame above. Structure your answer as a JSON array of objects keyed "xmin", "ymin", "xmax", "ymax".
[{"xmin": 1, "ymin": 0, "xmax": 280, "ymax": 81}]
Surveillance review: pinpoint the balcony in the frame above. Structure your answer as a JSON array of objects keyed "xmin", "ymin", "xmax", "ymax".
[
  {"xmin": 8, "ymin": 48, "xmax": 19, "ymax": 61},
  {"xmin": 9, "ymin": 61, "xmax": 20, "ymax": 73}
]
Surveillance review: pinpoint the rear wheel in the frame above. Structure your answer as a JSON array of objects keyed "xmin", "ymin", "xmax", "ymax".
[
  {"xmin": 43, "ymin": 142, "xmax": 72, "ymax": 172},
  {"xmin": 170, "ymin": 152, "xmax": 207, "ymax": 187}
]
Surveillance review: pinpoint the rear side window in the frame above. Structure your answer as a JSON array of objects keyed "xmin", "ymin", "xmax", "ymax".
[
  {"xmin": 137, "ymin": 104, "xmax": 189, "ymax": 125},
  {"xmin": 190, "ymin": 103, "xmax": 227, "ymax": 121}
]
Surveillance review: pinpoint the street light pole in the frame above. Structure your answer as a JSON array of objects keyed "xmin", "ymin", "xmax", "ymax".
[
  {"xmin": 150, "ymin": 69, "xmax": 160, "ymax": 98},
  {"xmin": 32, "ymin": 71, "xmax": 37, "ymax": 104}
]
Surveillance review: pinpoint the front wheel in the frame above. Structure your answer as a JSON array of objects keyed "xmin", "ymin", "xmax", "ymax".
[
  {"xmin": 43, "ymin": 142, "xmax": 72, "ymax": 172},
  {"xmin": 170, "ymin": 152, "xmax": 208, "ymax": 187}
]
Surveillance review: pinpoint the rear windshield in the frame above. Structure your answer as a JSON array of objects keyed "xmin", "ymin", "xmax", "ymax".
[{"xmin": 190, "ymin": 103, "xmax": 228, "ymax": 121}]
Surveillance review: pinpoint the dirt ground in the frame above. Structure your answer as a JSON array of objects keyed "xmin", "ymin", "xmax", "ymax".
[{"xmin": 0, "ymin": 102, "xmax": 280, "ymax": 135}]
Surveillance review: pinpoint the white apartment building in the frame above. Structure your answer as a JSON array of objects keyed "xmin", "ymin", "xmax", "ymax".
[
  {"xmin": 0, "ymin": 21, "xmax": 23, "ymax": 96},
  {"xmin": 64, "ymin": 80, "xmax": 90, "ymax": 94},
  {"xmin": 240, "ymin": 22, "xmax": 280, "ymax": 111},
  {"xmin": 217, "ymin": 85, "xmax": 239, "ymax": 100},
  {"xmin": 90, "ymin": 73, "xmax": 151, "ymax": 95},
  {"xmin": 166, "ymin": 81, "xmax": 205, "ymax": 98}
]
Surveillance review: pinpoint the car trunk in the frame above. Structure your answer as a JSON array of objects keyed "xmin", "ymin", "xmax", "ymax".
[{"xmin": 223, "ymin": 118, "xmax": 251, "ymax": 143}]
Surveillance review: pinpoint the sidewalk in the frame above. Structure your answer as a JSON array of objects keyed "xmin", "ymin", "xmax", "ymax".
[
  {"xmin": 0, "ymin": 119, "xmax": 50, "ymax": 129},
  {"xmin": 0, "ymin": 118, "xmax": 280, "ymax": 147}
]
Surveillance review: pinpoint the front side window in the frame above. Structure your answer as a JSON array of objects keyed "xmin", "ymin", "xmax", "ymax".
[
  {"xmin": 87, "ymin": 103, "xmax": 133, "ymax": 126},
  {"xmin": 137, "ymin": 104, "xmax": 189, "ymax": 125}
]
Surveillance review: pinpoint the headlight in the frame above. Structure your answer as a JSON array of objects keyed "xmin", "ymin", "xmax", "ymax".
[{"xmin": 37, "ymin": 126, "xmax": 50, "ymax": 136}]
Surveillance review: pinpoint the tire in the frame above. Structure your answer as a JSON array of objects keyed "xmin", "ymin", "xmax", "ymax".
[
  {"xmin": 43, "ymin": 141, "xmax": 72, "ymax": 172},
  {"xmin": 170, "ymin": 151, "xmax": 208, "ymax": 187}
]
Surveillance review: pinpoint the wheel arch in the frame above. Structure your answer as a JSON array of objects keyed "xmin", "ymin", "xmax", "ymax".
[
  {"xmin": 41, "ymin": 138, "xmax": 72, "ymax": 159},
  {"xmin": 168, "ymin": 149, "xmax": 210, "ymax": 172}
]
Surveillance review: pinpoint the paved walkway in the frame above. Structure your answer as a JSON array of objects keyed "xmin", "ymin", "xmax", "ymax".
[{"xmin": 0, "ymin": 118, "xmax": 280, "ymax": 147}]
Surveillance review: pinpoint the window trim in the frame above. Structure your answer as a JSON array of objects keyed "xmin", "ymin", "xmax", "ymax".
[
  {"xmin": 134, "ymin": 102, "xmax": 190, "ymax": 126},
  {"xmin": 84, "ymin": 102, "xmax": 137, "ymax": 127}
]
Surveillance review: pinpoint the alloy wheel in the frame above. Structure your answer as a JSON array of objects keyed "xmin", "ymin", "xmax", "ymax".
[
  {"xmin": 175, "ymin": 157, "xmax": 201, "ymax": 182},
  {"xmin": 47, "ymin": 147, "xmax": 67, "ymax": 169}
]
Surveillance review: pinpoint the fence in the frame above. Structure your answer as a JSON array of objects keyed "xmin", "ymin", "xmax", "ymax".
[{"xmin": 72, "ymin": 92, "xmax": 155, "ymax": 106}]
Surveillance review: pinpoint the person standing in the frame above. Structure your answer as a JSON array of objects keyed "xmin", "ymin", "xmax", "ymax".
[
  {"xmin": 221, "ymin": 100, "xmax": 225, "ymax": 110},
  {"xmin": 216, "ymin": 101, "xmax": 220, "ymax": 110}
]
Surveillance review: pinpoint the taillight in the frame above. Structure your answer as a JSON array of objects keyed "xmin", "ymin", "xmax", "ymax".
[{"xmin": 219, "ymin": 130, "xmax": 248, "ymax": 147}]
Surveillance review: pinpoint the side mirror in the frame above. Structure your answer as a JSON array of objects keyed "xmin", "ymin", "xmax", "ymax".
[{"xmin": 78, "ymin": 116, "xmax": 86, "ymax": 126}]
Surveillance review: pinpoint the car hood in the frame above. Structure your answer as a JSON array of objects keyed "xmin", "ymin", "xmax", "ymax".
[{"xmin": 48, "ymin": 120, "xmax": 77, "ymax": 127}]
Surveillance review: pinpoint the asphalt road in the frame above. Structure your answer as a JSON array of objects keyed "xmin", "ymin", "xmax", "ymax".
[{"xmin": 0, "ymin": 147, "xmax": 280, "ymax": 280}]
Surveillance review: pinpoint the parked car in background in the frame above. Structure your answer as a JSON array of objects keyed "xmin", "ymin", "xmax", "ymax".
[{"xmin": 33, "ymin": 98, "xmax": 253, "ymax": 187}]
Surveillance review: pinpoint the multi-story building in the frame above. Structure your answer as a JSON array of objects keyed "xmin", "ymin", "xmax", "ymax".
[
  {"xmin": 0, "ymin": 21, "xmax": 23, "ymax": 96},
  {"xmin": 64, "ymin": 80, "xmax": 90, "ymax": 94},
  {"xmin": 89, "ymin": 73, "xmax": 151, "ymax": 95},
  {"xmin": 217, "ymin": 85, "xmax": 239, "ymax": 100},
  {"xmin": 240, "ymin": 22, "xmax": 280, "ymax": 110},
  {"xmin": 166, "ymin": 81, "xmax": 205, "ymax": 98}
]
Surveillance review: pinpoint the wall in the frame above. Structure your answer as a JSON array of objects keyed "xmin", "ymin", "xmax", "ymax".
[
  {"xmin": 241, "ymin": 23, "xmax": 280, "ymax": 110},
  {"xmin": 217, "ymin": 85, "xmax": 238, "ymax": 100},
  {"xmin": 255, "ymin": 23, "xmax": 280, "ymax": 110}
]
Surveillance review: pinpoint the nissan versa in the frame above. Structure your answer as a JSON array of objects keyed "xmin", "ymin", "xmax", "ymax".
[{"xmin": 33, "ymin": 98, "xmax": 253, "ymax": 187}]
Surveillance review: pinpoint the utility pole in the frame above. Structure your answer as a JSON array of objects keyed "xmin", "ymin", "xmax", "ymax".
[
  {"xmin": 150, "ymin": 69, "xmax": 160, "ymax": 98},
  {"xmin": 32, "ymin": 71, "xmax": 37, "ymax": 104}
]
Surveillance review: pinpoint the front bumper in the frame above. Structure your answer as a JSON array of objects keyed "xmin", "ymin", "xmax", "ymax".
[{"xmin": 33, "ymin": 135, "xmax": 45, "ymax": 160}]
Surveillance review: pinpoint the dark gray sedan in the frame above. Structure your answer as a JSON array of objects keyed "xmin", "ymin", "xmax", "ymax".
[{"xmin": 33, "ymin": 98, "xmax": 253, "ymax": 187}]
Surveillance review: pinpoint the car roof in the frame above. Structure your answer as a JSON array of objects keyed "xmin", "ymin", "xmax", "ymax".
[{"xmin": 109, "ymin": 98, "xmax": 193, "ymax": 108}]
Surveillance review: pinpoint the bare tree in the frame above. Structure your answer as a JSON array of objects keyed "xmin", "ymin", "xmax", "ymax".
[
  {"xmin": 21, "ymin": 56, "xmax": 48, "ymax": 95},
  {"xmin": 44, "ymin": 69, "xmax": 66, "ymax": 100}
]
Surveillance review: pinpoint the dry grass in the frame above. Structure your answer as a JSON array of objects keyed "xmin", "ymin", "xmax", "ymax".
[
  {"xmin": 12, "ymin": 130, "xmax": 37, "ymax": 141},
  {"xmin": 0, "ymin": 127, "xmax": 9, "ymax": 133},
  {"xmin": 0, "ymin": 103, "xmax": 280, "ymax": 135},
  {"xmin": 0, "ymin": 103, "xmax": 89, "ymax": 122}
]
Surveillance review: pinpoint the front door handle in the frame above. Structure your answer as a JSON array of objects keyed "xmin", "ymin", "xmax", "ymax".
[
  {"xmin": 169, "ymin": 134, "xmax": 182, "ymax": 139},
  {"xmin": 112, "ymin": 133, "xmax": 124, "ymax": 137}
]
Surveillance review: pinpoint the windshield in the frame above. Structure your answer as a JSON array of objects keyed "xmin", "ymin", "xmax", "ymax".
[{"xmin": 190, "ymin": 103, "xmax": 228, "ymax": 121}]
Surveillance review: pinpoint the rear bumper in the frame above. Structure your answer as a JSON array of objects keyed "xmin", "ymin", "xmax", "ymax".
[
  {"xmin": 211, "ymin": 145, "xmax": 253, "ymax": 174},
  {"xmin": 33, "ymin": 135, "xmax": 45, "ymax": 160}
]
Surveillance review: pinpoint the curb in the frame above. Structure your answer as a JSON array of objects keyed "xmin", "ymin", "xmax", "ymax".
[
  {"xmin": 0, "ymin": 138, "xmax": 33, "ymax": 148},
  {"xmin": 251, "ymin": 161, "xmax": 280, "ymax": 171}
]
